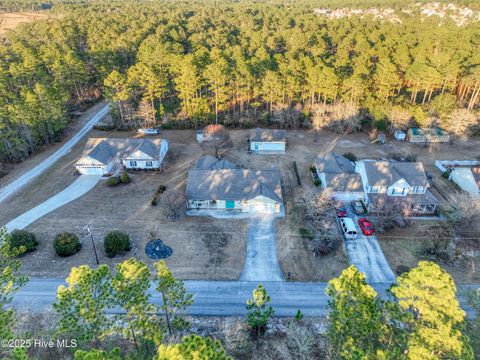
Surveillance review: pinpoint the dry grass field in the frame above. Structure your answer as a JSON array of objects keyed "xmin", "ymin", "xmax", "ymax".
[
  {"xmin": 0, "ymin": 12, "xmax": 47, "ymax": 37},
  {"xmin": 2, "ymin": 124, "xmax": 480, "ymax": 282}
]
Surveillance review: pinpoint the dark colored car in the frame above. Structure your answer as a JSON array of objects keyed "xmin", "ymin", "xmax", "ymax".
[
  {"xmin": 351, "ymin": 200, "xmax": 366, "ymax": 214},
  {"xmin": 335, "ymin": 206, "xmax": 347, "ymax": 218},
  {"xmin": 358, "ymin": 218, "xmax": 374, "ymax": 236}
]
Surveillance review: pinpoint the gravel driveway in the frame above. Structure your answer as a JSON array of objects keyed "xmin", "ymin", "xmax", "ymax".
[
  {"xmin": 342, "ymin": 209, "xmax": 396, "ymax": 284},
  {"xmin": 240, "ymin": 214, "xmax": 284, "ymax": 281}
]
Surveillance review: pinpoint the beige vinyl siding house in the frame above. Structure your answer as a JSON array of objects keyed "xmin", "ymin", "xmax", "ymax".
[{"xmin": 76, "ymin": 138, "xmax": 168, "ymax": 175}]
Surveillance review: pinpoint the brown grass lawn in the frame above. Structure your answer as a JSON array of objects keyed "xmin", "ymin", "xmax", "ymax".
[
  {"xmin": 0, "ymin": 12, "xmax": 48, "ymax": 37},
  {"xmin": 2, "ymin": 126, "xmax": 480, "ymax": 281}
]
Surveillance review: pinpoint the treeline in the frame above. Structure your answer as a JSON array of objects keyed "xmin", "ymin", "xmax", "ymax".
[
  {"xmin": 0, "ymin": 0, "xmax": 480, "ymax": 173},
  {"xmin": 1, "ymin": 226, "xmax": 479, "ymax": 359}
]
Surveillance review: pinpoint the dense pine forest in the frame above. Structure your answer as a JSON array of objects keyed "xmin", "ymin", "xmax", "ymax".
[{"xmin": 0, "ymin": 0, "xmax": 479, "ymax": 173}]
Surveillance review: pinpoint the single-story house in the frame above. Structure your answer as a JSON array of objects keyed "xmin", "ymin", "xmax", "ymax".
[
  {"xmin": 314, "ymin": 152, "xmax": 363, "ymax": 202},
  {"xmin": 407, "ymin": 127, "xmax": 450, "ymax": 143},
  {"xmin": 186, "ymin": 156, "xmax": 283, "ymax": 214},
  {"xmin": 355, "ymin": 160, "xmax": 439, "ymax": 215},
  {"xmin": 249, "ymin": 128, "xmax": 286, "ymax": 153},
  {"xmin": 450, "ymin": 167, "xmax": 480, "ymax": 197},
  {"xmin": 196, "ymin": 124, "xmax": 226, "ymax": 143},
  {"xmin": 75, "ymin": 138, "xmax": 168, "ymax": 175}
]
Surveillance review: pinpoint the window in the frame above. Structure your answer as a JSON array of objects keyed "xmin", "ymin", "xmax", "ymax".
[
  {"xmin": 130, "ymin": 161, "xmax": 137, "ymax": 167},
  {"xmin": 146, "ymin": 161, "xmax": 153, "ymax": 167}
]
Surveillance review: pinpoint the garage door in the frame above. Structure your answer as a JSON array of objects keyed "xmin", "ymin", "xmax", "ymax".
[
  {"xmin": 248, "ymin": 200, "xmax": 275, "ymax": 213},
  {"xmin": 77, "ymin": 166, "xmax": 105, "ymax": 175}
]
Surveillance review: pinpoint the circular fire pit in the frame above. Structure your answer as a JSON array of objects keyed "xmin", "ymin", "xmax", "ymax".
[{"xmin": 145, "ymin": 239, "xmax": 173, "ymax": 259}]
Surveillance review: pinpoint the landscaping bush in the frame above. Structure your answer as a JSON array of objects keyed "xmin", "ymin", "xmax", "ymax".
[
  {"xmin": 119, "ymin": 172, "xmax": 130, "ymax": 184},
  {"xmin": 442, "ymin": 171, "xmax": 451, "ymax": 179},
  {"xmin": 151, "ymin": 196, "xmax": 159, "ymax": 206},
  {"xmin": 54, "ymin": 233, "xmax": 81, "ymax": 257},
  {"xmin": 107, "ymin": 176, "xmax": 120, "ymax": 186},
  {"xmin": 343, "ymin": 152, "xmax": 357, "ymax": 162},
  {"xmin": 9, "ymin": 230, "xmax": 38, "ymax": 254},
  {"xmin": 313, "ymin": 179, "xmax": 321, "ymax": 187},
  {"xmin": 156, "ymin": 185, "xmax": 166, "ymax": 195},
  {"xmin": 104, "ymin": 231, "xmax": 131, "ymax": 258}
]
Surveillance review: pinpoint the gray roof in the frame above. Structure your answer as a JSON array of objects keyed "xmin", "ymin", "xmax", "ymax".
[
  {"xmin": 368, "ymin": 189, "xmax": 439, "ymax": 207},
  {"xmin": 78, "ymin": 138, "xmax": 165, "ymax": 165},
  {"xmin": 194, "ymin": 155, "xmax": 237, "ymax": 170},
  {"xmin": 186, "ymin": 169, "xmax": 283, "ymax": 203},
  {"xmin": 324, "ymin": 173, "xmax": 363, "ymax": 192},
  {"xmin": 249, "ymin": 128, "xmax": 286, "ymax": 142},
  {"xmin": 472, "ymin": 167, "xmax": 480, "ymax": 188},
  {"xmin": 363, "ymin": 161, "xmax": 429, "ymax": 188},
  {"xmin": 315, "ymin": 152, "xmax": 355, "ymax": 174}
]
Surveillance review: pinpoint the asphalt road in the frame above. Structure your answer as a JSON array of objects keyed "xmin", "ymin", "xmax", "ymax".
[
  {"xmin": 11, "ymin": 279, "xmax": 478, "ymax": 318},
  {"xmin": 0, "ymin": 104, "xmax": 109, "ymax": 204},
  {"xmin": 5, "ymin": 175, "xmax": 102, "ymax": 231}
]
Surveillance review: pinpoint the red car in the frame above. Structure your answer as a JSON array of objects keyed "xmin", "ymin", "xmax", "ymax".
[
  {"xmin": 335, "ymin": 206, "xmax": 347, "ymax": 218},
  {"xmin": 358, "ymin": 218, "xmax": 374, "ymax": 236}
]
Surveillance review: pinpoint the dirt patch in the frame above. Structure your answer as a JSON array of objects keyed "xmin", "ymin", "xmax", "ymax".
[{"xmin": 0, "ymin": 12, "xmax": 48, "ymax": 37}]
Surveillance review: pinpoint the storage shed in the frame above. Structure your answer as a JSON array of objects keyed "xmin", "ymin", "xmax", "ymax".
[{"xmin": 249, "ymin": 128, "xmax": 286, "ymax": 153}]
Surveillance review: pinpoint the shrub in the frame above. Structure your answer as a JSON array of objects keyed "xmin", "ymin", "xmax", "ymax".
[
  {"xmin": 54, "ymin": 233, "xmax": 81, "ymax": 257},
  {"xmin": 313, "ymin": 179, "xmax": 321, "ymax": 187},
  {"xmin": 156, "ymin": 185, "xmax": 166, "ymax": 195},
  {"xmin": 151, "ymin": 196, "xmax": 159, "ymax": 206},
  {"xmin": 107, "ymin": 176, "xmax": 120, "ymax": 186},
  {"xmin": 299, "ymin": 228, "xmax": 314, "ymax": 240},
  {"xmin": 104, "ymin": 231, "xmax": 131, "ymax": 258},
  {"xmin": 9, "ymin": 230, "xmax": 38, "ymax": 254},
  {"xmin": 442, "ymin": 171, "xmax": 450, "ymax": 179},
  {"xmin": 119, "ymin": 172, "xmax": 130, "ymax": 184},
  {"xmin": 343, "ymin": 152, "xmax": 357, "ymax": 162}
]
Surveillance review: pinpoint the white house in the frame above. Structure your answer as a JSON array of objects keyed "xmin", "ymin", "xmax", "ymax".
[
  {"xmin": 314, "ymin": 152, "xmax": 363, "ymax": 202},
  {"xmin": 76, "ymin": 138, "xmax": 168, "ymax": 175},
  {"xmin": 450, "ymin": 167, "xmax": 480, "ymax": 197},
  {"xmin": 186, "ymin": 156, "xmax": 283, "ymax": 214},
  {"xmin": 249, "ymin": 128, "xmax": 286, "ymax": 153},
  {"xmin": 355, "ymin": 160, "xmax": 438, "ymax": 215}
]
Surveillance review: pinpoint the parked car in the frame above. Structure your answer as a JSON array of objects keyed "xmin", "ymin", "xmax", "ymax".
[
  {"xmin": 358, "ymin": 218, "xmax": 374, "ymax": 236},
  {"xmin": 339, "ymin": 217, "xmax": 358, "ymax": 239},
  {"xmin": 138, "ymin": 128, "xmax": 161, "ymax": 135},
  {"xmin": 351, "ymin": 200, "xmax": 366, "ymax": 214},
  {"xmin": 335, "ymin": 206, "xmax": 347, "ymax": 218}
]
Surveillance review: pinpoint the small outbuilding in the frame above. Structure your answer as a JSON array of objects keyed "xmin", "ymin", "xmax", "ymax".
[
  {"xmin": 394, "ymin": 130, "xmax": 406, "ymax": 141},
  {"xmin": 249, "ymin": 128, "xmax": 286, "ymax": 153},
  {"xmin": 407, "ymin": 127, "xmax": 450, "ymax": 143}
]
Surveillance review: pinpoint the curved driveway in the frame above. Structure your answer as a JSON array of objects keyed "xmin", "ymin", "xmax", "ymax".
[
  {"xmin": 5, "ymin": 175, "xmax": 102, "ymax": 232},
  {"xmin": 0, "ymin": 104, "xmax": 109, "ymax": 204}
]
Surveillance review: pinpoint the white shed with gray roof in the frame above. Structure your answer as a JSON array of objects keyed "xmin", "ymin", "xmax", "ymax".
[{"xmin": 249, "ymin": 128, "xmax": 286, "ymax": 153}]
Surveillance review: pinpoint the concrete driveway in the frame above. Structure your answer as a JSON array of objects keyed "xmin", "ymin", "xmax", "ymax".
[
  {"xmin": 341, "ymin": 208, "xmax": 396, "ymax": 284},
  {"xmin": 240, "ymin": 215, "xmax": 284, "ymax": 281},
  {"xmin": 5, "ymin": 175, "xmax": 102, "ymax": 231},
  {"xmin": 0, "ymin": 104, "xmax": 109, "ymax": 204}
]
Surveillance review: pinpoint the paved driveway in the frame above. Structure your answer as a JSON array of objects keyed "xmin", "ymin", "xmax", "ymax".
[
  {"xmin": 240, "ymin": 215, "xmax": 284, "ymax": 281},
  {"xmin": 5, "ymin": 175, "xmax": 102, "ymax": 231},
  {"xmin": 0, "ymin": 104, "xmax": 109, "ymax": 204},
  {"xmin": 341, "ymin": 208, "xmax": 396, "ymax": 284}
]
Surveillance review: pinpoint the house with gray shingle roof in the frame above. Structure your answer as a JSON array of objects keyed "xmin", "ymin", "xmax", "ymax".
[
  {"xmin": 75, "ymin": 138, "xmax": 168, "ymax": 175},
  {"xmin": 249, "ymin": 128, "xmax": 286, "ymax": 153},
  {"xmin": 314, "ymin": 152, "xmax": 364, "ymax": 202},
  {"xmin": 186, "ymin": 156, "xmax": 283, "ymax": 214},
  {"xmin": 355, "ymin": 160, "xmax": 438, "ymax": 215}
]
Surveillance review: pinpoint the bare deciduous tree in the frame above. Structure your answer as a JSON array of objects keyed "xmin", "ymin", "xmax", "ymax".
[
  {"xmin": 387, "ymin": 105, "xmax": 412, "ymax": 132},
  {"xmin": 160, "ymin": 189, "xmax": 185, "ymax": 221},
  {"xmin": 443, "ymin": 109, "xmax": 478, "ymax": 139},
  {"xmin": 449, "ymin": 191, "xmax": 480, "ymax": 229},
  {"xmin": 202, "ymin": 124, "xmax": 232, "ymax": 157},
  {"xmin": 298, "ymin": 187, "xmax": 334, "ymax": 229}
]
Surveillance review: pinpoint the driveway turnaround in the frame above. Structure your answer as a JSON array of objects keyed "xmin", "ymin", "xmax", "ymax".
[
  {"xmin": 240, "ymin": 215, "xmax": 284, "ymax": 282},
  {"xmin": 5, "ymin": 175, "xmax": 102, "ymax": 232},
  {"xmin": 0, "ymin": 104, "xmax": 109, "ymax": 204}
]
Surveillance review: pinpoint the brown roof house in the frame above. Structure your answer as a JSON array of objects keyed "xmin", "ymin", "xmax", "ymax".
[
  {"xmin": 355, "ymin": 160, "xmax": 439, "ymax": 215},
  {"xmin": 186, "ymin": 155, "xmax": 283, "ymax": 215},
  {"xmin": 249, "ymin": 128, "xmax": 287, "ymax": 153},
  {"xmin": 314, "ymin": 152, "xmax": 364, "ymax": 202}
]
